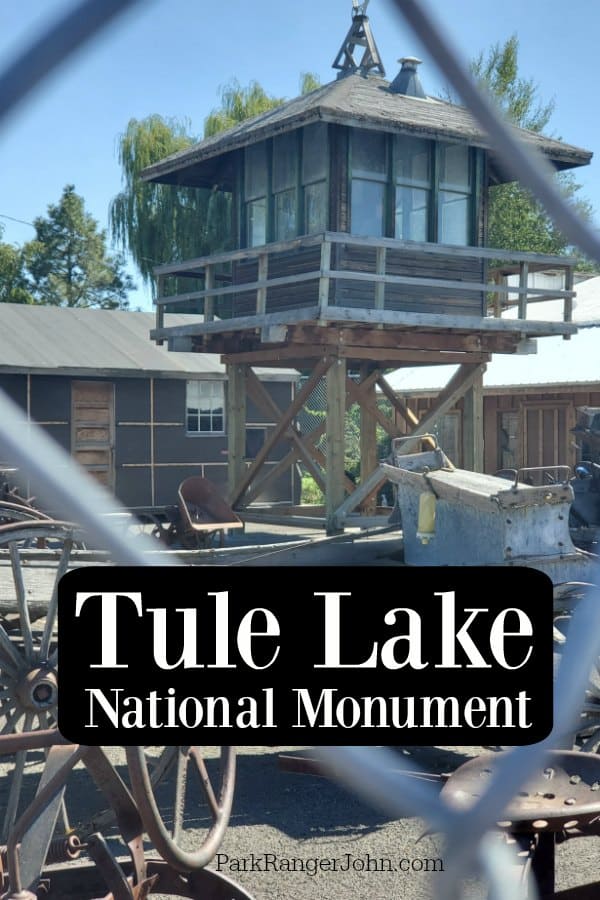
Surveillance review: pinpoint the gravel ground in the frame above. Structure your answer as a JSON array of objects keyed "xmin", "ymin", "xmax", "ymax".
[{"xmin": 3, "ymin": 743, "xmax": 597, "ymax": 899}]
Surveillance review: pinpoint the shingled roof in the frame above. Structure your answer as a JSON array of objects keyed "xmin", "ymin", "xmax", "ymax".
[{"xmin": 142, "ymin": 73, "xmax": 592, "ymax": 187}]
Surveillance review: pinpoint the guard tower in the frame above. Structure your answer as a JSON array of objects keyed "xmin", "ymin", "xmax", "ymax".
[{"xmin": 144, "ymin": 5, "xmax": 591, "ymax": 532}]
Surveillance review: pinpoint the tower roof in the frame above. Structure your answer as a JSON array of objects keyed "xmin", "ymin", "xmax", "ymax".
[{"xmin": 142, "ymin": 73, "xmax": 592, "ymax": 190}]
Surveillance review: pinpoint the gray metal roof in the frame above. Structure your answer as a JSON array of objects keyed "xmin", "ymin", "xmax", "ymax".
[
  {"xmin": 0, "ymin": 305, "xmax": 295, "ymax": 380},
  {"xmin": 143, "ymin": 74, "xmax": 592, "ymax": 186}
]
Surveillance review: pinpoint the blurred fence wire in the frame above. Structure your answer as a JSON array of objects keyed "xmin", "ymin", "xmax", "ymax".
[{"xmin": 1, "ymin": 0, "xmax": 600, "ymax": 897}]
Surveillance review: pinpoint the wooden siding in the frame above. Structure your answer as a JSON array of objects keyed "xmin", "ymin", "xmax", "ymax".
[
  {"xmin": 0, "ymin": 373, "xmax": 298, "ymax": 510},
  {"xmin": 230, "ymin": 244, "xmax": 322, "ymax": 316},
  {"xmin": 333, "ymin": 242, "xmax": 485, "ymax": 315},
  {"xmin": 395, "ymin": 386, "xmax": 600, "ymax": 473}
]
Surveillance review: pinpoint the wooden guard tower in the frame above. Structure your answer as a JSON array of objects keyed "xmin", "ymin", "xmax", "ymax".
[{"xmin": 144, "ymin": 6, "xmax": 592, "ymax": 533}]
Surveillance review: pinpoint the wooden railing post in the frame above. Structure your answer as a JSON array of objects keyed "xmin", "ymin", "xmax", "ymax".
[
  {"xmin": 374, "ymin": 246, "xmax": 387, "ymax": 310},
  {"xmin": 155, "ymin": 275, "xmax": 165, "ymax": 345},
  {"xmin": 492, "ymin": 271, "xmax": 502, "ymax": 318},
  {"xmin": 204, "ymin": 264, "xmax": 214, "ymax": 322},
  {"xmin": 563, "ymin": 264, "xmax": 574, "ymax": 341},
  {"xmin": 318, "ymin": 240, "xmax": 331, "ymax": 318},
  {"xmin": 256, "ymin": 253, "xmax": 268, "ymax": 316},
  {"xmin": 518, "ymin": 261, "xmax": 529, "ymax": 319}
]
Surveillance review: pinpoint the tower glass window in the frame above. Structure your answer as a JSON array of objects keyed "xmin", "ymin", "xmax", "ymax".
[
  {"xmin": 302, "ymin": 122, "xmax": 328, "ymax": 234},
  {"xmin": 350, "ymin": 130, "xmax": 387, "ymax": 237},
  {"xmin": 245, "ymin": 142, "xmax": 268, "ymax": 246},
  {"xmin": 394, "ymin": 136, "xmax": 431, "ymax": 241},
  {"xmin": 438, "ymin": 143, "xmax": 472, "ymax": 245},
  {"xmin": 273, "ymin": 132, "xmax": 298, "ymax": 241}
]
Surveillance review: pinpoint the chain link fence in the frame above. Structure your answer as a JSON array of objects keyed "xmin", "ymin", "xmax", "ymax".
[{"xmin": 1, "ymin": 1, "xmax": 600, "ymax": 897}]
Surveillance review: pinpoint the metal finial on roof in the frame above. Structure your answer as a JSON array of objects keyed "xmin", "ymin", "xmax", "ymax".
[{"xmin": 332, "ymin": 2, "xmax": 385, "ymax": 79}]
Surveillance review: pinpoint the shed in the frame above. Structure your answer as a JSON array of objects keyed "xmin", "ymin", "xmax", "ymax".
[{"xmin": 0, "ymin": 304, "xmax": 298, "ymax": 509}]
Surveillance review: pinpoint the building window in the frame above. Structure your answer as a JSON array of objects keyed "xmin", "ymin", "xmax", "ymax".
[
  {"xmin": 273, "ymin": 133, "xmax": 298, "ymax": 241},
  {"xmin": 348, "ymin": 131, "xmax": 475, "ymax": 245},
  {"xmin": 394, "ymin": 136, "xmax": 431, "ymax": 242},
  {"xmin": 245, "ymin": 142, "xmax": 268, "ymax": 247},
  {"xmin": 350, "ymin": 130, "xmax": 387, "ymax": 237},
  {"xmin": 438, "ymin": 143, "xmax": 472, "ymax": 245},
  {"xmin": 302, "ymin": 123, "xmax": 328, "ymax": 234},
  {"xmin": 186, "ymin": 381, "xmax": 225, "ymax": 434}
]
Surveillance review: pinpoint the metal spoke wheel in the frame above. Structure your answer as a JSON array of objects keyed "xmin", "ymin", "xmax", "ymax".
[
  {"xmin": 126, "ymin": 745, "xmax": 236, "ymax": 873},
  {"xmin": 0, "ymin": 520, "xmax": 81, "ymax": 840},
  {"xmin": 553, "ymin": 582, "xmax": 600, "ymax": 751}
]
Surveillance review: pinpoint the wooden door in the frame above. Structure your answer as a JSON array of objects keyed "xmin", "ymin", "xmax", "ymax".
[
  {"xmin": 71, "ymin": 381, "xmax": 115, "ymax": 490},
  {"xmin": 522, "ymin": 402, "xmax": 573, "ymax": 471}
]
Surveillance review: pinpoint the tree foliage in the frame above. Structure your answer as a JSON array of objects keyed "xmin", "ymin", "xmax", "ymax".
[
  {"xmin": 111, "ymin": 74, "xmax": 321, "ymax": 287},
  {"xmin": 0, "ymin": 227, "xmax": 33, "ymax": 304},
  {"xmin": 23, "ymin": 186, "xmax": 133, "ymax": 308},
  {"xmin": 204, "ymin": 79, "xmax": 285, "ymax": 137},
  {"xmin": 110, "ymin": 116, "xmax": 209, "ymax": 287},
  {"xmin": 470, "ymin": 36, "xmax": 595, "ymax": 265},
  {"xmin": 470, "ymin": 35, "xmax": 554, "ymax": 133}
]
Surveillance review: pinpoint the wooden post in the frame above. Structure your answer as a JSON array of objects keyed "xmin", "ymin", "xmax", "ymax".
[
  {"xmin": 155, "ymin": 275, "xmax": 165, "ymax": 345},
  {"xmin": 518, "ymin": 261, "xmax": 529, "ymax": 319},
  {"xmin": 226, "ymin": 363, "xmax": 247, "ymax": 503},
  {"xmin": 359, "ymin": 363, "xmax": 378, "ymax": 514},
  {"xmin": 204, "ymin": 264, "xmax": 214, "ymax": 322},
  {"xmin": 256, "ymin": 253, "xmax": 268, "ymax": 315},
  {"xmin": 374, "ymin": 247, "xmax": 386, "ymax": 310},
  {"xmin": 462, "ymin": 367, "xmax": 485, "ymax": 472},
  {"xmin": 326, "ymin": 356, "xmax": 347, "ymax": 533},
  {"xmin": 563, "ymin": 264, "xmax": 574, "ymax": 341},
  {"xmin": 318, "ymin": 240, "xmax": 331, "ymax": 318}
]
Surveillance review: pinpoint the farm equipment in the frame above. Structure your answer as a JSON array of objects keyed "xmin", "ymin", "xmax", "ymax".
[
  {"xmin": 153, "ymin": 476, "xmax": 244, "ymax": 548},
  {"xmin": 569, "ymin": 407, "xmax": 600, "ymax": 548},
  {"xmin": 381, "ymin": 437, "xmax": 597, "ymax": 585}
]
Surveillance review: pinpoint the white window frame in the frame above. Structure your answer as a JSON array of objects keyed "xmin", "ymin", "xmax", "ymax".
[{"xmin": 186, "ymin": 380, "xmax": 225, "ymax": 436}]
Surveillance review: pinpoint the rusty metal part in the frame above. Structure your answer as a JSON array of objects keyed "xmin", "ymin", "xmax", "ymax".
[
  {"xmin": 0, "ymin": 835, "xmax": 81, "ymax": 888},
  {"xmin": 18, "ymin": 744, "xmax": 81, "ymax": 892},
  {"xmin": 0, "ymin": 730, "xmax": 70, "ymax": 755},
  {"xmin": 44, "ymin": 834, "xmax": 82, "ymax": 864},
  {"xmin": 441, "ymin": 750, "xmax": 600, "ymax": 833},
  {"xmin": 4, "ymin": 745, "xmax": 83, "ymax": 895},
  {"xmin": 0, "ymin": 521, "xmax": 82, "ymax": 841},
  {"xmin": 125, "ymin": 746, "xmax": 236, "ymax": 873},
  {"xmin": 87, "ymin": 833, "xmax": 153, "ymax": 900},
  {"xmin": 13, "ymin": 858, "xmax": 256, "ymax": 899},
  {"xmin": 80, "ymin": 747, "xmax": 147, "ymax": 889}
]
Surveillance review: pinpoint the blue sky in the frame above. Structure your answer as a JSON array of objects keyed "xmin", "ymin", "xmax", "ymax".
[{"xmin": 1, "ymin": 0, "xmax": 599, "ymax": 310}]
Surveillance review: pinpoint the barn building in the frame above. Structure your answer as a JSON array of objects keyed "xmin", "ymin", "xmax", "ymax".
[{"xmin": 0, "ymin": 304, "xmax": 298, "ymax": 511}]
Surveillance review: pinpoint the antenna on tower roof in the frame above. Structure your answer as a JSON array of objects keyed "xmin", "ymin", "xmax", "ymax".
[{"xmin": 332, "ymin": 1, "xmax": 385, "ymax": 79}]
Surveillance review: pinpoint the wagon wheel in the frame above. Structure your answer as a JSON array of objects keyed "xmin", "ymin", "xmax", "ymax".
[
  {"xmin": 126, "ymin": 745, "xmax": 236, "ymax": 872},
  {"xmin": 553, "ymin": 582, "xmax": 600, "ymax": 751},
  {"xmin": 0, "ymin": 520, "xmax": 82, "ymax": 840}
]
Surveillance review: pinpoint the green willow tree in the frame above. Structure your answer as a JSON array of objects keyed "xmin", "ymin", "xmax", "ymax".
[
  {"xmin": 110, "ymin": 75, "xmax": 321, "ymax": 287},
  {"xmin": 24, "ymin": 186, "xmax": 133, "ymax": 308},
  {"xmin": 470, "ymin": 36, "xmax": 594, "ymax": 263}
]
